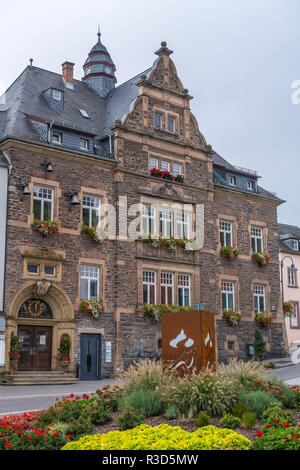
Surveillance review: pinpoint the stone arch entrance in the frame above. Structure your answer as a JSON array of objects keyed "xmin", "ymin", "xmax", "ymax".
[{"xmin": 5, "ymin": 281, "xmax": 75, "ymax": 373}]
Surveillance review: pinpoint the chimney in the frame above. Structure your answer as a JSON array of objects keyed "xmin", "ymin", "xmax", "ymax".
[{"xmin": 62, "ymin": 61, "xmax": 75, "ymax": 89}]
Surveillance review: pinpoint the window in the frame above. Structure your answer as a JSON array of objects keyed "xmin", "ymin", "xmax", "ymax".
[
  {"xmin": 177, "ymin": 211, "xmax": 189, "ymax": 239},
  {"xmin": 291, "ymin": 239, "xmax": 299, "ymax": 251},
  {"xmin": 227, "ymin": 341, "xmax": 235, "ymax": 352},
  {"xmin": 52, "ymin": 132, "xmax": 62, "ymax": 144},
  {"xmin": 291, "ymin": 303, "xmax": 299, "ymax": 328},
  {"xmin": 80, "ymin": 266, "xmax": 99, "ymax": 300},
  {"xmin": 161, "ymin": 272, "xmax": 174, "ymax": 304},
  {"xmin": 142, "ymin": 205, "xmax": 155, "ymax": 234},
  {"xmin": 134, "ymin": 340, "xmax": 144, "ymax": 356},
  {"xmin": 33, "ymin": 186, "xmax": 53, "ymax": 221},
  {"xmin": 288, "ymin": 267, "xmax": 296, "ymax": 286},
  {"xmin": 229, "ymin": 175, "xmax": 236, "ymax": 186},
  {"xmin": 161, "ymin": 161, "xmax": 170, "ymax": 172},
  {"xmin": 82, "ymin": 195, "xmax": 101, "ymax": 228},
  {"xmin": 168, "ymin": 116, "xmax": 175, "ymax": 132},
  {"xmin": 160, "ymin": 209, "xmax": 173, "ymax": 237},
  {"xmin": 253, "ymin": 285, "xmax": 266, "ymax": 313},
  {"xmin": 219, "ymin": 221, "xmax": 232, "ymax": 247},
  {"xmin": 53, "ymin": 89, "xmax": 62, "ymax": 101},
  {"xmin": 27, "ymin": 264, "xmax": 39, "ymax": 275},
  {"xmin": 154, "ymin": 113, "xmax": 162, "ymax": 129},
  {"xmin": 221, "ymin": 282, "xmax": 235, "ymax": 310},
  {"xmin": 79, "ymin": 109, "xmax": 90, "ymax": 118},
  {"xmin": 44, "ymin": 265, "xmax": 56, "ymax": 277},
  {"xmin": 251, "ymin": 227, "xmax": 263, "ymax": 252},
  {"xmin": 247, "ymin": 180, "xmax": 254, "ymax": 190},
  {"xmin": 149, "ymin": 158, "xmax": 158, "ymax": 170},
  {"xmin": 143, "ymin": 270, "xmax": 156, "ymax": 304},
  {"xmin": 178, "ymin": 274, "xmax": 190, "ymax": 306},
  {"xmin": 80, "ymin": 138, "xmax": 89, "ymax": 151},
  {"xmin": 173, "ymin": 163, "xmax": 181, "ymax": 176}
]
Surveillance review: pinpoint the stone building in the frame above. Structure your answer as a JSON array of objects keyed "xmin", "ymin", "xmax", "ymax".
[{"xmin": 0, "ymin": 32, "xmax": 286, "ymax": 382}]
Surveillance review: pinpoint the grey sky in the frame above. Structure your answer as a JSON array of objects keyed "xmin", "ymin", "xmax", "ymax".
[{"xmin": 1, "ymin": 0, "xmax": 299, "ymax": 225}]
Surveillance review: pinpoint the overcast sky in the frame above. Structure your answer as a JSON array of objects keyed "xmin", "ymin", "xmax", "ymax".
[{"xmin": 1, "ymin": 0, "xmax": 299, "ymax": 225}]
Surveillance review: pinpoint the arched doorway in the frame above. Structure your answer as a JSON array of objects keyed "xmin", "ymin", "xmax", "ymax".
[{"xmin": 18, "ymin": 299, "xmax": 53, "ymax": 371}]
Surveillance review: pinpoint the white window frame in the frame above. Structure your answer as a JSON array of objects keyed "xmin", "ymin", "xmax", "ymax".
[
  {"xmin": 173, "ymin": 163, "xmax": 181, "ymax": 176},
  {"xmin": 178, "ymin": 274, "xmax": 190, "ymax": 306},
  {"xmin": 219, "ymin": 221, "xmax": 233, "ymax": 247},
  {"xmin": 33, "ymin": 186, "xmax": 53, "ymax": 221},
  {"xmin": 27, "ymin": 263, "xmax": 40, "ymax": 275},
  {"xmin": 291, "ymin": 239, "xmax": 299, "ymax": 251},
  {"xmin": 52, "ymin": 131, "xmax": 62, "ymax": 144},
  {"xmin": 44, "ymin": 265, "xmax": 56, "ymax": 277},
  {"xmin": 253, "ymin": 285, "xmax": 266, "ymax": 313},
  {"xmin": 80, "ymin": 138, "xmax": 89, "ymax": 151},
  {"xmin": 251, "ymin": 227, "xmax": 263, "ymax": 252},
  {"xmin": 161, "ymin": 272, "xmax": 174, "ymax": 304},
  {"xmin": 221, "ymin": 281, "xmax": 235, "ymax": 310},
  {"xmin": 82, "ymin": 195, "xmax": 101, "ymax": 228},
  {"xmin": 149, "ymin": 158, "xmax": 158, "ymax": 170},
  {"xmin": 160, "ymin": 209, "xmax": 173, "ymax": 237},
  {"xmin": 229, "ymin": 175, "xmax": 236, "ymax": 186},
  {"xmin": 247, "ymin": 180, "xmax": 254, "ymax": 190},
  {"xmin": 288, "ymin": 267, "xmax": 296, "ymax": 286},
  {"xmin": 168, "ymin": 116, "xmax": 175, "ymax": 132},
  {"xmin": 142, "ymin": 205, "xmax": 155, "ymax": 234},
  {"xmin": 143, "ymin": 270, "xmax": 156, "ymax": 304},
  {"xmin": 161, "ymin": 161, "xmax": 170, "ymax": 172},
  {"xmin": 177, "ymin": 211, "xmax": 189, "ymax": 239},
  {"xmin": 80, "ymin": 265, "xmax": 99, "ymax": 300},
  {"xmin": 291, "ymin": 303, "xmax": 299, "ymax": 328},
  {"xmin": 154, "ymin": 112, "xmax": 162, "ymax": 129},
  {"xmin": 53, "ymin": 89, "xmax": 62, "ymax": 101}
]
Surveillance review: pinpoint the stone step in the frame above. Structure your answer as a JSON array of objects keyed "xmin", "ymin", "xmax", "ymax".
[{"xmin": 3, "ymin": 372, "xmax": 79, "ymax": 385}]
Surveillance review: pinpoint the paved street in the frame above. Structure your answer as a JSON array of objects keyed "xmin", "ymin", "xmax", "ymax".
[
  {"xmin": 0, "ymin": 378, "xmax": 115, "ymax": 416},
  {"xmin": 269, "ymin": 363, "xmax": 300, "ymax": 386}
]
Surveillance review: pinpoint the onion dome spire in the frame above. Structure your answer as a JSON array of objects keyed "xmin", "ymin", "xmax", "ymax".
[{"xmin": 82, "ymin": 28, "xmax": 116, "ymax": 97}]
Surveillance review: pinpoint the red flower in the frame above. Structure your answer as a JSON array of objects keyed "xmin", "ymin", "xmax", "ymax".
[{"xmin": 256, "ymin": 431, "xmax": 263, "ymax": 437}]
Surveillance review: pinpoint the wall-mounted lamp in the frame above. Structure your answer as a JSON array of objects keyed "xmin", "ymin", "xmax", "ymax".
[
  {"xmin": 17, "ymin": 179, "xmax": 30, "ymax": 201},
  {"xmin": 280, "ymin": 255, "xmax": 297, "ymax": 301},
  {"xmin": 41, "ymin": 160, "xmax": 53, "ymax": 176},
  {"xmin": 65, "ymin": 187, "xmax": 80, "ymax": 211}
]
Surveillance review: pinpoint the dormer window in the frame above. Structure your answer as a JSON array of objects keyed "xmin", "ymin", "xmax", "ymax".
[
  {"xmin": 229, "ymin": 175, "xmax": 236, "ymax": 186},
  {"xmin": 80, "ymin": 138, "xmax": 89, "ymax": 151},
  {"xmin": 53, "ymin": 89, "xmax": 62, "ymax": 101},
  {"xmin": 291, "ymin": 239, "xmax": 299, "ymax": 251},
  {"xmin": 247, "ymin": 180, "xmax": 255, "ymax": 190},
  {"xmin": 52, "ymin": 132, "xmax": 62, "ymax": 144}
]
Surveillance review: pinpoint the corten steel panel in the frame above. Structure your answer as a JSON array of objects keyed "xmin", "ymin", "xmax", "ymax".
[{"xmin": 162, "ymin": 310, "xmax": 216, "ymax": 375}]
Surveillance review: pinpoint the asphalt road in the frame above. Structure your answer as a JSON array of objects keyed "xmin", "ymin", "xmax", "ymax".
[
  {"xmin": 269, "ymin": 363, "xmax": 300, "ymax": 386},
  {"xmin": 0, "ymin": 378, "xmax": 115, "ymax": 416}
]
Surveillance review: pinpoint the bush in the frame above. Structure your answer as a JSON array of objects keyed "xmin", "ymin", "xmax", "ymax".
[
  {"xmin": 253, "ymin": 422, "xmax": 300, "ymax": 450},
  {"xmin": 96, "ymin": 385, "xmax": 124, "ymax": 412},
  {"xmin": 159, "ymin": 371, "xmax": 238, "ymax": 418},
  {"xmin": 220, "ymin": 412, "xmax": 241, "ymax": 429},
  {"xmin": 254, "ymin": 327, "xmax": 265, "ymax": 362},
  {"xmin": 62, "ymin": 424, "xmax": 252, "ymax": 450},
  {"xmin": 64, "ymin": 416, "xmax": 94, "ymax": 440},
  {"xmin": 195, "ymin": 412, "xmax": 210, "ymax": 427},
  {"xmin": 262, "ymin": 402, "xmax": 296, "ymax": 426},
  {"xmin": 239, "ymin": 390, "xmax": 278, "ymax": 418},
  {"xmin": 123, "ymin": 389, "xmax": 162, "ymax": 418},
  {"xmin": 241, "ymin": 412, "xmax": 258, "ymax": 429},
  {"xmin": 232, "ymin": 403, "xmax": 249, "ymax": 419},
  {"xmin": 216, "ymin": 358, "xmax": 268, "ymax": 391},
  {"xmin": 87, "ymin": 401, "xmax": 112, "ymax": 426},
  {"xmin": 119, "ymin": 359, "xmax": 176, "ymax": 393},
  {"xmin": 164, "ymin": 405, "xmax": 178, "ymax": 420},
  {"xmin": 0, "ymin": 422, "xmax": 68, "ymax": 450},
  {"xmin": 117, "ymin": 406, "xmax": 144, "ymax": 430}
]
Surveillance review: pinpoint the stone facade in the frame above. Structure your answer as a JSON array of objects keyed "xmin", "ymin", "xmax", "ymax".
[{"xmin": 0, "ymin": 40, "xmax": 286, "ymax": 379}]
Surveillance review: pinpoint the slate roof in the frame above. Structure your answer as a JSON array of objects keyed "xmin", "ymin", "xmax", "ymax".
[
  {"xmin": 278, "ymin": 223, "xmax": 300, "ymax": 253},
  {"xmin": 0, "ymin": 151, "xmax": 9, "ymax": 168}
]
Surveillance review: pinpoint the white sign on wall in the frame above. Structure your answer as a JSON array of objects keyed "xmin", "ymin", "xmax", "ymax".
[
  {"xmin": 0, "ymin": 335, "xmax": 5, "ymax": 366},
  {"xmin": 105, "ymin": 341, "xmax": 112, "ymax": 363}
]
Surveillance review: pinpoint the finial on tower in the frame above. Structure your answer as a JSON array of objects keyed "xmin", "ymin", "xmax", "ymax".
[
  {"xmin": 155, "ymin": 41, "xmax": 173, "ymax": 57},
  {"xmin": 97, "ymin": 24, "xmax": 101, "ymax": 41}
]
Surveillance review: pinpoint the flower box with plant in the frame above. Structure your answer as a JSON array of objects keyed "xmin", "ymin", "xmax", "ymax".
[
  {"xmin": 142, "ymin": 233, "xmax": 199, "ymax": 252},
  {"xmin": 79, "ymin": 299, "xmax": 104, "ymax": 319},
  {"xmin": 8, "ymin": 335, "xmax": 20, "ymax": 362},
  {"xmin": 221, "ymin": 246, "xmax": 240, "ymax": 260},
  {"xmin": 0, "ymin": 370, "xmax": 12, "ymax": 376},
  {"xmin": 0, "ymin": 370, "xmax": 13, "ymax": 385},
  {"xmin": 252, "ymin": 252, "xmax": 272, "ymax": 266},
  {"xmin": 254, "ymin": 311, "xmax": 273, "ymax": 328},
  {"xmin": 57, "ymin": 337, "xmax": 71, "ymax": 362},
  {"xmin": 161, "ymin": 170, "xmax": 174, "ymax": 181},
  {"xmin": 150, "ymin": 168, "xmax": 163, "ymax": 178},
  {"xmin": 174, "ymin": 173, "xmax": 184, "ymax": 183},
  {"xmin": 144, "ymin": 304, "xmax": 193, "ymax": 322},
  {"xmin": 223, "ymin": 310, "xmax": 242, "ymax": 326},
  {"xmin": 33, "ymin": 219, "xmax": 59, "ymax": 237},
  {"xmin": 81, "ymin": 224, "xmax": 108, "ymax": 244},
  {"xmin": 283, "ymin": 301, "xmax": 295, "ymax": 317}
]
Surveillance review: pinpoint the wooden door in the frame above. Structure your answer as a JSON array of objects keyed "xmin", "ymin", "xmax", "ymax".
[
  {"xmin": 18, "ymin": 325, "xmax": 52, "ymax": 371},
  {"xmin": 18, "ymin": 325, "xmax": 34, "ymax": 371}
]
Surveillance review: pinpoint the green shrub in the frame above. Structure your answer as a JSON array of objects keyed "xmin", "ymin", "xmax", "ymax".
[
  {"xmin": 159, "ymin": 371, "xmax": 238, "ymax": 418},
  {"xmin": 253, "ymin": 422, "xmax": 300, "ymax": 450},
  {"xmin": 232, "ymin": 402, "xmax": 249, "ymax": 419},
  {"xmin": 241, "ymin": 412, "xmax": 258, "ymax": 429},
  {"xmin": 254, "ymin": 327, "xmax": 265, "ymax": 362},
  {"xmin": 195, "ymin": 411, "xmax": 210, "ymax": 427},
  {"xmin": 88, "ymin": 401, "xmax": 112, "ymax": 426},
  {"xmin": 262, "ymin": 402, "xmax": 296, "ymax": 426},
  {"xmin": 62, "ymin": 424, "xmax": 252, "ymax": 450},
  {"xmin": 164, "ymin": 405, "xmax": 178, "ymax": 420},
  {"xmin": 117, "ymin": 406, "xmax": 144, "ymax": 430},
  {"xmin": 119, "ymin": 359, "xmax": 176, "ymax": 393},
  {"xmin": 35, "ymin": 406, "xmax": 58, "ymax": 427},
  {"xmin": 220, "ymin": 412, "xmax": 241, "ymax": 429},
  {"xmin": 239, "ymin": 390, "xmax": 277, "ymax": 418},
  {"xmin": 64, "ymin": 416, "xmax": 94, "ymax": 440},
  {"xmin": 96, "ymin": 385, "xmax": 124, "ymax": 412},
  {"xmin": 122, "ymin": 388, "xmax": 162, "ymax": 418}
]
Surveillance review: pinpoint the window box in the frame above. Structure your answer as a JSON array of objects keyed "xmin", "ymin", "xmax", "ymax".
[
  {"xmin": 32, "ymin": 219, "xmax": 59, "ymax": 237},
  {"xmin": 174, "ymin": 173, "xmax": 184, "ymax": 183},
  {"xmin": 79, "ymin": 299, "xmax": 104, "ymax": 319},
  {"xmin": 149, "ymin": 168, "xmax": 184, "ymax": 183},
  {"xmin": 221, "ymin": 246, "xmax": 240, "ymax": 260},
  {"xmin": 81, "ymin": 224, "xmax": 108, "ymax": 243},
  {"xmin": 142, "ymin": 234, "xmax": 199, "ymax": 252},
  {"xmin": 162, "ymin": 170, "xmax": 174, "ymax": 181},
  {"xmin": 254, "ymin": 312, "xmax": 273, "ymax": 328},
  {"xmin": 283, "ymin": 301, "xmax": 295, "ymax": 318},
  {"xmin": 144, "ymin": 303, "xmax": 193, "ymax": 322},
  {"xmin": 223, "ymin": 310, "xmax": 241, "ymax": 326},
  {"xmin": 252, "ymin": 252, "xmax": 272, "ymax": 266}
]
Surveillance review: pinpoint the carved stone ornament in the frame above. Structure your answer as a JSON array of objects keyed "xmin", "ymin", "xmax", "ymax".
[{"xmin": 34, "ymin": 279, "xmax": 51, "ymax": 298}]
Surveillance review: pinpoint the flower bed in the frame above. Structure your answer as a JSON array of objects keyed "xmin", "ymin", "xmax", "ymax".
[
  {"xmin": 253, "ymin": 421, "xmax": 300, "ymax": 450},
  {"xmin": 252, "ymin": 252, "xmax": 272, "ymax": 266},
  {"xmin": 61, "ymin": 423, "xmax": 251, "ymax": 450},
  {"xmin": 81, "ymin": 225, "xmax": 108, "ymax": 243},
  {"xmin": 254, "ymin": 312, "xmax": 273, "ymax": 328},
  {"xmin": 283, "ymin": 301, "xmax": 295, "ymax": 317},
  {"xmin": 0, "ymin": 421, "xmax": 69, "ymax": 450},
  {"xmin": 223, "ymin": 310, "xmax": 242, "ymax": 326},
  {"xmin": 33, "ymin": 219, "xmax": 59, "ymax": 237},
  {"xmin": 0, "ymin": 411, "xmax": 42, "ymax": 429},
  {"xmin": 79, "ymin": 299, "xmax": 104, "ymax": 319},
  {"xmin": 221, "ymin": 246, "xmax": 239, "ymax": 260},
  {"xmin": 142, "ymin": 233, "xmax": 198, "ymax": 251},
  {"xmin": 0, "ymin": 370, "xmax": 11, "ymax": 376},
  {"xmin": 144, "ymin": 304, "xmax": 193, "ymax": 322}
]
